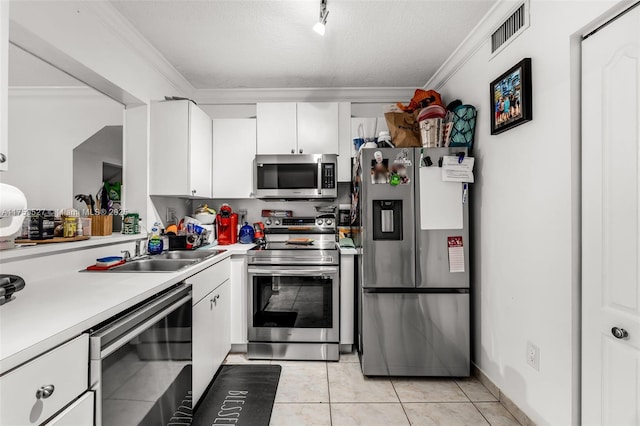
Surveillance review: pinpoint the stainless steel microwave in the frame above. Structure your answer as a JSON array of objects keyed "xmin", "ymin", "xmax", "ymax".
[{"xmin": 253, "ymin": 154, "xmax": 337, "ymax": 199}]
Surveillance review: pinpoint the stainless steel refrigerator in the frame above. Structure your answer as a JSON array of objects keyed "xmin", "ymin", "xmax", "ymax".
[{"xmin": 354, "ymin": 147, "xmax": 470, "ymax": 376}]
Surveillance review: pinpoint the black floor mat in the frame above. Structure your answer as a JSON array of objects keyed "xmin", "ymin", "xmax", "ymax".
[{"xmin": 191, "ymin": 364, "xmax": 282, "ymax": 426}]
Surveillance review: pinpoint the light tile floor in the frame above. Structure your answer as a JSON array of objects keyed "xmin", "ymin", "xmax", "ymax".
[{"xmin": 223, "ymin": 353, "xmax": 521, "ymax": 426}]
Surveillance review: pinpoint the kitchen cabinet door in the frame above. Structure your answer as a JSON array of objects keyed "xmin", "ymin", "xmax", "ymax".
[
  {"xmin": 189, "ymin": 103, "xmax": 213, "ymax": 198},
  {"xmin": 150, "ymin": 100, "xmax": 212, "ymax": 198},
  {"xmin": 256, "ymin": 102, "xmax": 297, "ymax": 155},
  {"xmin": 0, "ymin": 1, "xmax": 8, "ymax": 171},
  {"xmin": 44, "ymin": 391, "xmax": 93, "ymax": 426},
  {"xmin": 192, "ymin": 279, "xmax": 230, "ymax": 406},
  {"xmin": 297, "ymin": 102, "xmax": 339, "ymax": 155},
  {"xmin": 212, "ymin": 119, "xmax": 256, "ymax": 198},
  {"xmin": 192, "ymin": 290, "xmax": 216, "ymax": 406},
  {"xmin": 210, "ymin": 280, "xmax": 231, "ymax": 375}
]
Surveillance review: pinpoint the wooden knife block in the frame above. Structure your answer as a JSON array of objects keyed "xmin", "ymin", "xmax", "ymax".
[{"xmin": 89, "ymin": 215, "xmax": 113, "ymax": 236}]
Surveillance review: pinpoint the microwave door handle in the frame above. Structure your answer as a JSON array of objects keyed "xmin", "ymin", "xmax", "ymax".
[{"xmin": 317, "ymin": 159, "xmax": 322, "ymax": 195}]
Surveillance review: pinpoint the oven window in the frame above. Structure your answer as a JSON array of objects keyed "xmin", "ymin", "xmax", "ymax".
[
  {"xmin": 253, "ymin": 275, "xmax": 332, "ymax": 328},
  {"xmin": 101, "ymin": 303, "xmax": 192, "ymax": 426},
  {"xmin": 257, "ymin": 164, "xmax": 318, "ymax": 189}
]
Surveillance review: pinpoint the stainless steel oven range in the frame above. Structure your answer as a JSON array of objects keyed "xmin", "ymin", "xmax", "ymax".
[{"xmin": 247, "ymin": 216, "xmax": 339, "ymax": 361}]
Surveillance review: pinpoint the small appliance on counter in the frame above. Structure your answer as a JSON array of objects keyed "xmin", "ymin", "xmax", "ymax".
[
  {"xmin": 253, "ymin": 222, "xmax": 265, "ymax": 245},
  {"xmin": 216, "ymin": 203, "xmax": 238, "ymax": 245},
  {"xmin": 0, "ymin": 184, "xmax": 28, "ymax": 249}
]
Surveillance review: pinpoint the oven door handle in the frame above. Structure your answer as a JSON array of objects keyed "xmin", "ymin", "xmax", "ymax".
[{"xmin": 248, "ymin": 267, "xmax": 339, "ymax": 276}]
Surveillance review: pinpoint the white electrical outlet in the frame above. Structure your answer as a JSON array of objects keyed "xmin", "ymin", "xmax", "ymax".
[
  {"xmin": 526, "ymin": 341, "xmax": 540, "ymax": 371},
  {"xmin": 166, "ymin": 207, "xmax": 177, "ymax": 224}
]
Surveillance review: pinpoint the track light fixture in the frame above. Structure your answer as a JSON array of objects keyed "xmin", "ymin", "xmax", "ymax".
[{"xmin": 313, "ymin": 0, "xmax": 329, "ymax": 36}]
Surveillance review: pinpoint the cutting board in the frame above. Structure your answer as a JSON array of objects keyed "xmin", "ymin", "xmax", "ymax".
[{"xmin": 15, "ymin": 236, "xmax": 91, "ymax": 244}]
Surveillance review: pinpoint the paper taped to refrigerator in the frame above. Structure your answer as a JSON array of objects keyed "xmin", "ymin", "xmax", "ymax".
[
  {"xmin": 442, "ymin": 156, "xmax": 475, "ymax": 183},
  {"xmin": 419, "ymin": 167, "xmax": 463, "ymax": 230}
]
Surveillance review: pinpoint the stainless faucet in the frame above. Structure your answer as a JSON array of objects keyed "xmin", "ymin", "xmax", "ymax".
[{"xmin": 121, "ymin": 240, "xmax": 146, "ymax": 262}]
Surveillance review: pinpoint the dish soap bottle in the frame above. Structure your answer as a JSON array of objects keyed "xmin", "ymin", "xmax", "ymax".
[{"xmin": 148, "ymin": 222, "xmax": 163, "ymax": 255}]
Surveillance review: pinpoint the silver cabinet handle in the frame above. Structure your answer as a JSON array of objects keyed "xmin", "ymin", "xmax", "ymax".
[
  {"xmin": 192, "ymin": 189, "xmax": 197, "ymax": 195},
  {"xmin": 210, "ymin": 294, "xmax": 220, "ymax": 309},
  {"xmin": 0, "ymin": 153, "xmax": 6, "ymax": 163},
  {"xmin": 299, "ymin": 148, "xmax": 303, "ymax": 154},
  {"xmin": 36, "ymin": 385, "xmax": 55, "ymax": 399},
  {"xmin": 291, "ymin": 149, "xmax": 295, "ymax": 154},
  {"xmin": 612, "ymin": 327, "xmax": 629, "ymax": 339}
]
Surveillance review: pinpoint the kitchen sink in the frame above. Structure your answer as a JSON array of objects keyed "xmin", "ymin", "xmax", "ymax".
[
  {"xmin": 108, "ymin": 259, "xmax": 197, "ymax": 272},
  {"xmin": 155, "ymin": 250, "xmax": 225, "ymax": 260}
]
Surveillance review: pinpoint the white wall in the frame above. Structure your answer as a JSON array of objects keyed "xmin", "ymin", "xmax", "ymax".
[
  {"xmin": 434, "ymin": 0, "xmax": 627, "ymax": 424},
  {"xmin": 1, "ymin": 89, "xmax": 122, "ymax": 210},
  {"xmin": 0, "ymin": 2, "xmax": 8, "ymax": 172}
]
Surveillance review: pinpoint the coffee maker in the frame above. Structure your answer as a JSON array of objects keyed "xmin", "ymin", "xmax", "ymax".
[{"xmin": 216, "ymin": 204, "xmax": 238, "ymax": 245}]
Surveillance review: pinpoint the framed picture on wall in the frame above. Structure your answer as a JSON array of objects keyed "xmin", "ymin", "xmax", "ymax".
[{"xmin": 490, "ymin": 58, "xmax": 532, "ymax": 135}]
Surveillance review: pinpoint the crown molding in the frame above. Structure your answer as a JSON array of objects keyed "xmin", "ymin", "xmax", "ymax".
[
  {"xmin": 424, "ymin": 0, "xmax": 521, "ymax": 90},
  {"xmin": 86, "ymin": 2, "xmax": 195, "ymax": 98},
  {"xmin": 193, "ymin": 87, "xmax": 416, "ymax": 105},
  {"xmin": 8, "ymin": 86, "xmax": 112, "ymax": 99}
]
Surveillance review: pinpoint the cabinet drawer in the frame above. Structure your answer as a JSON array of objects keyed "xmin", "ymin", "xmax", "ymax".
[
  {"xmin": 44, "ymin": 391, "xmax": 94, "ymax": 426},
  {"xmin": 190, "ymin": 258, "xmax": 230, "ymax": 305},
  {"xmin": 0, "ymin": 334, "xmax": 89, "ymax": 425}
]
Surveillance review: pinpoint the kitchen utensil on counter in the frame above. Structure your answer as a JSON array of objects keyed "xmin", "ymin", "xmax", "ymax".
[
  {"xmin": 74, "ymin": 194, "xmax": 96, "ymax": 215},
  {"xmin": 216, "ymin": 204, "xmax": 238, "ymax": 245},
  {"xmin": 239, "ymin": 222, "xmax": 255, "ymax": 244}
]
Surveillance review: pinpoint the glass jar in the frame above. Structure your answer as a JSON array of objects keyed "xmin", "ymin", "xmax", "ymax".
[{"xmin": 63, "ymin": 217, "xmax": 77, "ymax": 238}]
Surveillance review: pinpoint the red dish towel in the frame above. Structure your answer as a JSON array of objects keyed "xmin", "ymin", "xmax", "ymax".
[{"xmin": 86, "ymin": 260, "xmax": 126, "ymax": 271}]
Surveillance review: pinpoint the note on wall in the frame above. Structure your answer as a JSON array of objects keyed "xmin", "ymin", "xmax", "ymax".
[{"xmin": 419, "ymin": 167, "xmax": 463, "ymax": 230}]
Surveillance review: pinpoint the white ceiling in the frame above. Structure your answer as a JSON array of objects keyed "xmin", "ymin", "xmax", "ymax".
[
  {"xmin": 8, "ymin": 43, "xmax": 84, "ymax": 87},
  {"xmin": 111, "ymin": 0, "xmax": 496, "ymax": 89}
]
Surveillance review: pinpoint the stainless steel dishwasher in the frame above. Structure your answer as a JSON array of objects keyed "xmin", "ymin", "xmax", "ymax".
[{"xmin": 89, "ymin": 283, "xmax": 192, "ymax": 426}]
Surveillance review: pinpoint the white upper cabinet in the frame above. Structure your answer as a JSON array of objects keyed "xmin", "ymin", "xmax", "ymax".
[
  {"xmin": 296, "ymin": 102, "xmax": 339, "ymax": 155},
  {"xmin": 256, "ymin": 102, "xmax": 297, "ymax": 154},
  {"xmin": 150, "ymin": 100, "xmax": 212, "ymax": 198},
  {"xmin": 256, "ymin": 102, "xmax": 339, "ymax": 155},
  {"xmin": 0, "ymin": 1, "xmax": 8, "ymax": 171},
  {"xmin": 212, "ymin": 118, "xmax": 256, "ymax": 198}
]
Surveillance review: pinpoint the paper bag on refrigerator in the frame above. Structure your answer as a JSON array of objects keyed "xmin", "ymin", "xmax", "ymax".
[{"xmin": 384, "ymin": 111, "xmax": 421, "ymax": 147}]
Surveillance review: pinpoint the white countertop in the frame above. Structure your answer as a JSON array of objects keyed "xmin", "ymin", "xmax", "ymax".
[
  {"xmin": 0, "ymin": 243, "xmax": 255, "ymax": 374},
  {"xmin": 0, "ymin": 233, "xmax": 147, "ymax": 262}
]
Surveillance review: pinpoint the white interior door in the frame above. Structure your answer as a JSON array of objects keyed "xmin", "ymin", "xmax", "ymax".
[{"xmin": 582, "ymin": 6, "xmax": 640, "ymax": 425}]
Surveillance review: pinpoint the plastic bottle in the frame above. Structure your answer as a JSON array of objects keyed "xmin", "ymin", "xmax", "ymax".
[{"xmin": 148, "ymin": 222, "xmax": 163, "ymax": 255}]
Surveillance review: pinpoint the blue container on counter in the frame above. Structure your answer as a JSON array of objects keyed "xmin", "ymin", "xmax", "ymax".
[{"xmin": 238, "ymin": 222, "xmax": 255, "ymax": 244}]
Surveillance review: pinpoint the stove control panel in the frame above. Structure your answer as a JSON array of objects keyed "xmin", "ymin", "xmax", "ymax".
[{"xmin": 261, "ymin": 216, "xmax": 336, "ymax": 233}]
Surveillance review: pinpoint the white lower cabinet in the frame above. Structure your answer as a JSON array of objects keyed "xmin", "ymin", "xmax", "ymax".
[
  {"xmin": 45, "ymin": 391, "xmax": 94, "ymax": 426},
  {"xmin": 0, "ymin": 334, "xmax": 89, "ymax": 426},
  {"xmin": 192, "ymin": 279, "xmax": 231, "ymax": 406}
]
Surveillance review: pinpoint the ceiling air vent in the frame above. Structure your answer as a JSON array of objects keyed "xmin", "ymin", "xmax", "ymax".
[{"xmin": 491, "ymin": 1, "xmax": 529, "ymax": 56}]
